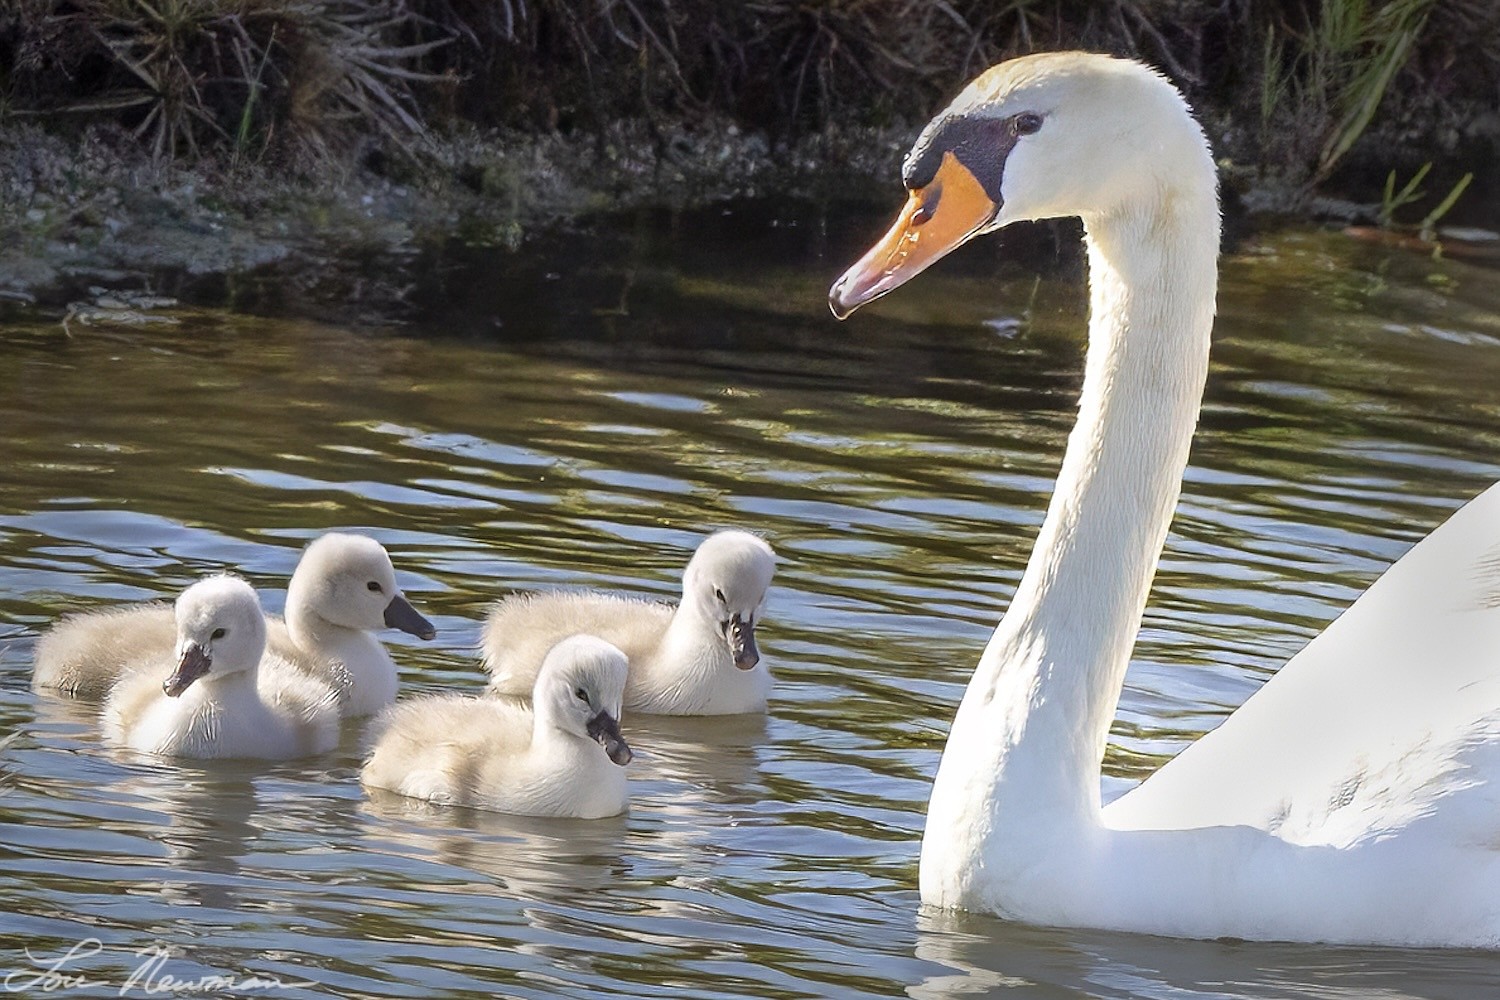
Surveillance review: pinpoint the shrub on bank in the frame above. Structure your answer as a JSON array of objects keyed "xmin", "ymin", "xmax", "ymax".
[{"xmin": 1, "ymin": 1, "xmax": 1496, "ymax": 199}]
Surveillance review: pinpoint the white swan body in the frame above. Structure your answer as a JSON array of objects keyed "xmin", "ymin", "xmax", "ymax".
[
  {"xmin": 33, "ymin": 533, "xmax": 433, "ymax": 716},
  {"xmin": 362, "ymin": 635, "xmax": 633, "ymax": 819},
  {"xmin": 483, "ymin": 530, "xmax": 776, "ymax": 715},
  {"xmin": 831, "ymin": 51, "xmax": 1500, "ymax": 948},
  {"xmin": 102, "ymin": 575, "xmax": 340, "ymax": 759}
]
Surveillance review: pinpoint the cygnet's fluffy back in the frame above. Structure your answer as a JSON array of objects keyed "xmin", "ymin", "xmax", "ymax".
[
  {"xmin": 363, "ymin": 635, "xmax": 631, "ymax": 818},
  {"xmin": 483, "ymin": 530, "xmax": 775, "ymax": 715}
]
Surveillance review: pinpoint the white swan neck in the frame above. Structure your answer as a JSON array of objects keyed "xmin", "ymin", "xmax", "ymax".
[
  {"xmin": 662, "ymin": 597, "xmax": 708, "ymax": 642},
  {"xmin": 530, "ymin": 697, "xmax": 588, "ymax": 757},
  {"xmin": 286, "ymin": 595, "xmax": 361, "ymax": 650},
  {"xmin": 1010, "ymin": 207, "xmax": 1216, "ymax": 798},
  {"xmin": 921, "ymin": 195, "xmax": 1218, "ymax": 903},
  {"xmin": 203, "ymin": 663, "xmax": 259, "ymax": 695}
]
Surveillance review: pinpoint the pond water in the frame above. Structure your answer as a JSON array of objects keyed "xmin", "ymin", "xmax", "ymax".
[{"xmin": 3, "ymin": 201, "xmax": 1500, "ymax": 998}]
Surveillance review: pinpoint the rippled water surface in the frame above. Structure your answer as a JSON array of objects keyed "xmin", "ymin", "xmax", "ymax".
[{"xmin": 3, "ymin": 204, "xmax": 1500, "ymax": 998}]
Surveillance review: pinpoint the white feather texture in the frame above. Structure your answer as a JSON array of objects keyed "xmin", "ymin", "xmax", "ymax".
[
  {"xmin": 32, "ymin": 600, "xmax": 176, "ymax": 699},
  {"xmin": 102, "ymin": 575, "xmax": 340, "ymax": 760},
  {"xmin": 32, "ymin": 532, "xmax": 430, "ymax": 717},
  {"xmin": 269, "ymin": 533, "xmax": 433, "ymax": 718},
  {"xmin": 854, "ymin": 51, "xmax": 1500, "ymax": 948},
  {"xmin": 483, "ymin": 530, "xmax": 776, "ymax": 715},
  {"xmin": 362, "ymin": 635, "xmax": 632, "ymax": 819}
]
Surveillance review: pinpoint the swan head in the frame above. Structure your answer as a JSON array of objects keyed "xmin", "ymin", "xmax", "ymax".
[
  {"xmin": 829, "ymin": 51, "xmax": 1215, "ymax": 317},
  {"xmin": 680, "ymin": 530, "xmax": 776, "ymax": 671},
  {"xmin": 536, "ymin": 635, "xmax": 633, "ymax": 765},
  {"xmin": 288, "ymin": 533, "xmax": 435, "ymax": 640},
  {"xmin": 163, "ymin": 575, "xmax": 268, "ymax": 697}
]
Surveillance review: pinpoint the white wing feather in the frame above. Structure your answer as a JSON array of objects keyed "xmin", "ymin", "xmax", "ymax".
[{"xmin": 1107, "ymin": 480, "xmax": 1500, "ymax": 851}]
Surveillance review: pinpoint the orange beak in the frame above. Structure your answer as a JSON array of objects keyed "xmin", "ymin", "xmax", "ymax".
[{"xmin": 829, "ymin": 151, "xmax": 999, "ymax": 319}]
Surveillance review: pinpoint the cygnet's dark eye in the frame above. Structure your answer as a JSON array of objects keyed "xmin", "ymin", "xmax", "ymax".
[
  {"xmin": 1013, "ymin": 112, "xmax": 1043, "ymax": 136},
  {"xmin": 367, "ymin": 581, "xmax": 383, "ymax": 593},
  {"xmin": 574, "ymin": 686, "xmax": 589, "ymax": 702},
  {"xmin": 210, "ymin": 628, "xmax": 227, "ymax": 640},
  {"xmin": 714, "ymin": 588, "xmax": 727, "ymax": 605}
]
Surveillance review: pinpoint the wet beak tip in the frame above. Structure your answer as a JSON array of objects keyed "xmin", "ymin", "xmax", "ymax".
[
  {"xmin": 829, "ymin": 258, "xmax": 893, "ymax": 321},
  {"xmin": 828, "ymin": 280, "xmax": 854, "ymax": 320},
  {"xmin": 384, "ymin": 596, "xmax": 436, "ymax": 641}
]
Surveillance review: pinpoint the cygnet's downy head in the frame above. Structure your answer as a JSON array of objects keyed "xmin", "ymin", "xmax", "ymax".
[
  {"xmin": 830, "ymin": 52, "xmax": 1215, "ymax": 318},
  {"xmin": 681, "ymin": 530, "xmax": 776, "ymax": 671},
  {"xmin": 537, "ymin": 635, "xmax": 633, "ymax": 766},
  {"xmin": 289, "ymin": 533, "xmax": 435, "ymax": 640},
  {"xmin": 163, "ymin": 575, "xmax": 268, "ymax": 697}
]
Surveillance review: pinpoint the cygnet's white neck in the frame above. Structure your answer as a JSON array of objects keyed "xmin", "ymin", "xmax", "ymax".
[
  {"xmin": 665, "ymin": 591, "xmax": 713, "ymax": 637},
  {"xmin": 285, "ymin": 597, "xmax": 381, "ymax": 661},
  {"xmin": 530, "ymin": 698, "xmax": 598, "ymax": 764},
  {"xmin": 198, "ymin": 662, "xmax": 259, "ymax": 698},
  {"xmin": 529, "ymin": 696, "xmax": 565, "ymax": 746},
  {"xmin": 286, "ymin": 596, "xmax": 395, "ymax": 712},
  {"xmin": 920, "ymin": 191, "xmax": 1218, "ymax": 905}
]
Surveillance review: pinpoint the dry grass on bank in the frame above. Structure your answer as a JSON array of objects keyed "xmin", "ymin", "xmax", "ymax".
[{"xmin": 1, "ymin": 1, "xmax": 1497, "ymax": 197}]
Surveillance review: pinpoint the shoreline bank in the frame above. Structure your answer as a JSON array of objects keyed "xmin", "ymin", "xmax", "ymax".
[{"xmin": 0, "ymin": 109, "xmax": 1492, "ymax": 323}]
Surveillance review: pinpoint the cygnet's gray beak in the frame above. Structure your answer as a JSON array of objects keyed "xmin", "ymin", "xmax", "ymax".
[
  {"xmin": 162, "ymin": 641, "xmax": 211, "ymax": 697},
  {"xmin": 384, "ymin": 593, "xmax": 436, "ymax": 640},
  {"xmin": 586, "ymin": 710, "xmax": 633, "ymax": 766},
  {"xmin": 727, "ymin": 613, "xmax": 760, "ymax": 671}
]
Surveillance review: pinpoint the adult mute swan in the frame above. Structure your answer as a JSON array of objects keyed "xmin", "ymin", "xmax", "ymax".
[
  {"xmin": 362, "ymin": 635, "xmax": 633, "ymax": 819},
  {"xmin": 483, "ymin": 530, "xmax": 776, "ymax": 715},
  {"xmin": 103, "ymin": 575, "xmax": 340, "ymax": 759},
  {"xmin": 830, "ymin": 52, "xmax": 1500, "ymax": 948},
  {"xmin": 33, "ymin": 533, "xmax": 433, "ymax": 717}
]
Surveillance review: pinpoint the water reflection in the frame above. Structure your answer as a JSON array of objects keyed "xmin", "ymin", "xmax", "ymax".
[
  {"xmin": 2, "ymin": 208, "xmax": 1500, "ymax": 996},
  {"xmin": 362, "ymin": 791, "xmax": 632, "ymax": 901},
  {"xmin": 109, "ymin": 766, "xmax": 261, "ymax": 911},
  {"xmin": 630, "ymin": 713, "xmax": 769, "ymax": 806},
  {"xmin": 911, "ymin": 909, "xmax": 1500, "ymax": 1000}
]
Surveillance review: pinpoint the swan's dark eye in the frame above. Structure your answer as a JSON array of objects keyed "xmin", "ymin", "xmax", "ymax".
[
  {"xmin": 574, "ymin": 687, "xmax": 589, "ymax": 702},
  {"xmin": 1013, "ymin": 112, "xmax": 1043, "ymax": 136},
  {"xmin": 714, "ymin": 588, "xmax": 726, "ymax": 605},
  {"xmin": 210, "ymin": 628, "xmax": 226, "ymax": 640},
  {"xmin": 367, "ymin": 581, "xmax": 383, "ymax": 593}
]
